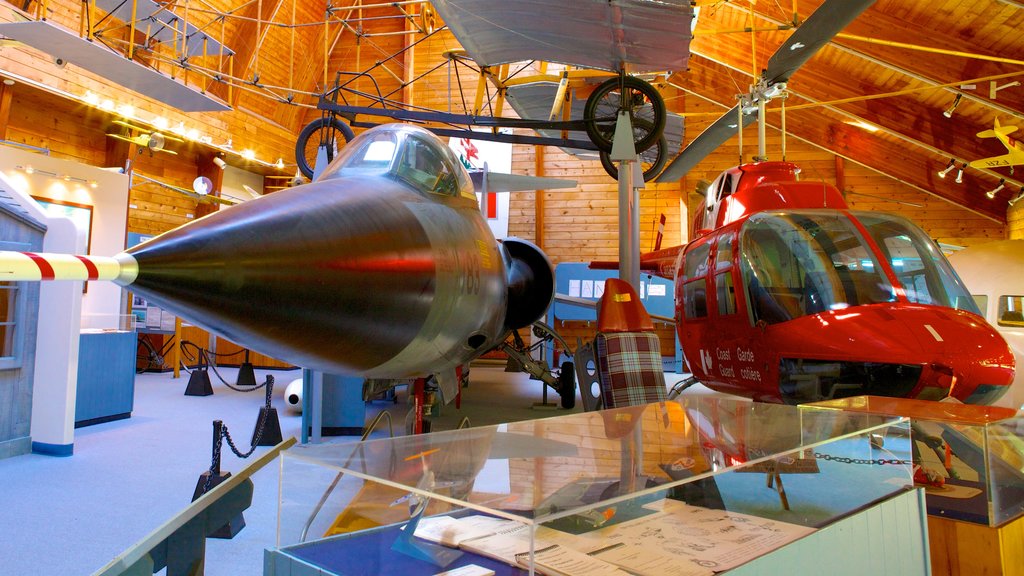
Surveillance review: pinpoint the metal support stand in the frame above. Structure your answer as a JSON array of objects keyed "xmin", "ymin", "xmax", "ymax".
[
  {"xmin": 184, "ymin": 352, "xmax": 213, "ymax": 396},
  {"xmin": 610, "ymin": 110, "xmax": 642, "ymax": 290},
  {"xmin": 191, "ymin": 420, "xmax": 245, "ymax": 538},
  {"xmin": 252, "ymin": 375, "xmax": 283, "ymax": 446},
  {"xmin": 236, "ymin": 350, "xmax": 257, "ymax": 387}
]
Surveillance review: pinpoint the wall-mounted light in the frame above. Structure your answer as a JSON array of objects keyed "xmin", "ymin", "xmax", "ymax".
[
  {"xmin": 1009, "ymin": 187, "xmax": 1024, "ymax": 207},
  {"xmin": 955, "ymin": 163, "xmax": 966, "ymax": 184},
  {"xmin": 212, "ymin": 156, "xmax": 227, "ymax": 170},
  {"xmin": 942, "ymin": 93, "xmax": 963, "ymax": 118},
  {"xmin": 987, "ymin": 179, "xmax": 1007, "ymax": 199},
  {"xmin": 937, "ymin": 158, "xmax": 956, "ymax": 178},
  {"xmin": 275, "ymin": 158, "xmax": 285, "ymax": 169},
  {"xmin": 241, "ymin": 149, "xmax": 256, "ymax": 161}
]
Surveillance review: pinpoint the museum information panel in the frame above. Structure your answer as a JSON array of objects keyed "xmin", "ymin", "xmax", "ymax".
[{"xmin": 267, "ymin": 397, "xmax": 923, "ymax": 575}]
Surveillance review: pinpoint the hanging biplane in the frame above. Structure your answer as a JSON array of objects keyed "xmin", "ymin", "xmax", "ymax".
[
  {"xmin": 294, "ymin": 0, "xmax": 695, "ymax": 182},
  {"xmin": 969, "ymin": 118, "xmax": 1024, "ymax": 173},
  {"xmin": 632, "ymin": 0, "xmax": 1017, "ymax": 405}
]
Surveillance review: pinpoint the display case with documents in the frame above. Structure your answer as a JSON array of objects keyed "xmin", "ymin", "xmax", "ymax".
[{"xmin": 266, "ymin": 396, "xmax": 929, "ymax": 575}]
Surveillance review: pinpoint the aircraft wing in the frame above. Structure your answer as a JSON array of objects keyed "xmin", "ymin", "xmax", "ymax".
[
  {"xmin": 470, "ymin": 170, "xmax": 576, "ymax": 192},
  {"xmin": 969, "ymin": 153, "xmax": 1022, "ymax": 170},
  {"xmin": 429, "ymin": 0, "xmax": 695, "ymax": 73}
]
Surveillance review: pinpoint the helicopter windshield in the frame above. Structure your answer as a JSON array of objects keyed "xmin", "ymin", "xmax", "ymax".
[
  {"xmin": 739, "ymin": 211, "xmax": 896, "ymax": 325},
  {"xmin": 852, "ymin": 212, "xmax": 980, "ymax": 314}
]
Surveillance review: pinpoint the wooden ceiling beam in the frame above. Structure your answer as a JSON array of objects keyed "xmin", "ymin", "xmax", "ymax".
[
  {"xmin": 677, "ymin": 56, "xmax": 1007, "ymax": 222},
  {"xmin": 206, "ymin": 0, "xmax": 285, "ymax": 105}
]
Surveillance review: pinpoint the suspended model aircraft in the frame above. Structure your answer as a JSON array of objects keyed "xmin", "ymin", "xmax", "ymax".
[
  {"xmin": 639, "ymin": 0, "xmax": 1015, "ymax": 404},
  {"xmin": 0, "ymin": 123, "xmax": 576, "ymax": 406},
  {"xmin": 969, "ymin": 118, "xmax": 1024, "ymax": 172}
]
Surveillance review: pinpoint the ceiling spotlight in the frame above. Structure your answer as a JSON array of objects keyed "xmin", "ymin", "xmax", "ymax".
[
  {"xmin": 212, "ymin": 156, "xmax": 226, "ymax": 170},
  {"xmin": 986, "ymin": 178, "xmax": 1006, "ymax": 199},
  {"xmin": 1009, "ymin": 187, "xmax": 1024, "ymax": 207},
  {"xmin": 275, "ymin": 158, "xmax": 285, "ymax": 170},
  {"xmin": 937, "ymin": 158, "xmax": 956, "ymax": 178},
  {"xmin": 955, "ymin": 164, "xmax": 965, "ymax": 184},
  {"xmin": 942, "ymin": 93, "xmax": 963, "ymax": 118}
]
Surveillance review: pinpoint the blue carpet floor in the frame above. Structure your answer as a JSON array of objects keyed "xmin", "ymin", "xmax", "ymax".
[{"xmin": 0, "ymin": 364, "xmax": 695, "ymax": 576}]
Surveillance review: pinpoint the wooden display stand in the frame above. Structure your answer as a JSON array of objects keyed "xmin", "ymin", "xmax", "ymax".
[{"xmin": 928, "ymin": 514, "xmax": 1024, "ymax": 576}]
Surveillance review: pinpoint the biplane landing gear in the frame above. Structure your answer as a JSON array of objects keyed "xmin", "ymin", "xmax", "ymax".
[
  {"xmin": 599, "ymin": 119, "xmax": 668, "ymax": 182},
  {"xmin": 295, "ymin": 116, "xmax": 355, "ymax": 180},
  {"xmin": 501, "ymin": 322, "xmax": 577, "ymax": 409},
  {"xmin": 584, "ymin": 76, "xmax": 666, "ymax": 154}
]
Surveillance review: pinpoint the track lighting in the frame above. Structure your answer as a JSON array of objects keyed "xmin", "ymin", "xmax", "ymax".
[
  {"xmin": 955, "ymin": 163, "xmax": 965, "ymax": 184},
  {"xmin": 986, "ymin": 179, "xmax": 1006, "ymax": 199},
  {"xmin": 942, "ymin": 94, "xmax": 963, "ymax": 118},
  {"xmin": 937, "ymin": 158, "xmax": 956, "ymax": 178},
  {"xmin": 1010, "ymin": 188, "xmax": 1024, "ymax": 207}
]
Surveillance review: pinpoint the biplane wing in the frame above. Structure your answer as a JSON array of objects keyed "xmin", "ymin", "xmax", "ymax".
[{"xmin": 429, "ymin": 0, "xmax": 696, "ymax": 73}]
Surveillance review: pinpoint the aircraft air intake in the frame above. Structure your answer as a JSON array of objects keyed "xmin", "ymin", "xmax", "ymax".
[{"xmin": 501, "ymin": 238, "xmax": 554, "ymax": 331}]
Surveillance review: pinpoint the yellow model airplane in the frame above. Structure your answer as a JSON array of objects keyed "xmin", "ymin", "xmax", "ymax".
[{"xmin": 970, "ymin": 118, "xmax": 1024, "ymax": 171}]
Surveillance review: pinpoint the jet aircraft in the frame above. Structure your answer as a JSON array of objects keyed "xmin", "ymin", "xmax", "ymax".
[
  {"xmin": 969, "ymin": 118, "xmax": 1024, "ymax": 172},
  {"xmin": 0, "ymin": 123, "xmax": 574, "ymax": 405}
]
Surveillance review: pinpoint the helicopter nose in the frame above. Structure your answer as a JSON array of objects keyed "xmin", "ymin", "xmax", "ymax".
[{"xmin": 905, "ymin": 307, "xmax": 1014, "ymax": 404}]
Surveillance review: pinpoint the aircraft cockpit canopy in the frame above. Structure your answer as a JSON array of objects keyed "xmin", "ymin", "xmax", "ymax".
[
  {"xmin": 739, "ymin": 210, "xmax": 981, "ymax": 326},
  {"xmin": 317, "ymin": 125, "xmax": 474, "ymax": 200}
]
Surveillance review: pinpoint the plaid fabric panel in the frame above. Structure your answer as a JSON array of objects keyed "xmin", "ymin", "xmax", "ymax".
[{"xmin": 595, "ymin": 332, "xmax": 667, "ymax": 408}]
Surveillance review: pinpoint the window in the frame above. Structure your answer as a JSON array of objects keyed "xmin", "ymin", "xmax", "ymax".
[
  {"xmin": 739, "ymin": 211, "xmax": 895, "ymax": 325},
  {"xmin": 684, "ymin": 240, "xmax": 711, "ymax": 281},
  {"xmin": 397, "ymin": 136, "xmax": 458, "ymax": 196},
  {"xmin": 715, "ymin": 233, "xmax": 734, "ymax": 270},
  {"xmin": 0, "ymin": 281, "xmax": 16, "ymax": 358},
  {"xmin": 684, "ymin": 279, "xmax": 707, "ymax": 319},
  {"xmin": 972, "ymin": 295, "xmax": 988, "ymax": 317},
  {"xmin": 716, "ymin": 271, "xmax": 736, "ymax": 316},
  {"xmin": 855, "ymin": 212, "xmax": 979, "ymax": 314},
  {"xmin": 998, "ymin": 296, "xmax": 1024, "ymax": 327},
  {"xmin": 319, "ymin": 130, "xmax": 398, "ymax": 180}
]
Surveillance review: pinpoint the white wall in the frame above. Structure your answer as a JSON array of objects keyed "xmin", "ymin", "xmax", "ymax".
[{"xmin": 0, "ymin": 146, "xmax": 130, "ymax": 328}]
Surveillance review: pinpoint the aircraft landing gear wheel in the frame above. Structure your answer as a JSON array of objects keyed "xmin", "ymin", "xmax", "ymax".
[
  {"xmin": 584, "ymin": 76, "xmax": 666, "ymax": 154},
  {"xmin": 295, "ymin": 116, "xmax": 355, "ymax": 180},
  {"xmin": 599, "ymin": 120, "xmax": 668, "ymax": 182},
  {"xmin": 558, "ymin": 361, "xmax": 576, "ymax": 409}
]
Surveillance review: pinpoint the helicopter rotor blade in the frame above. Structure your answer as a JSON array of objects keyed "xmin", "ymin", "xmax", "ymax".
[{"xmin": 656, "ymin": 0, "xmax": 876, "ymax": 182}]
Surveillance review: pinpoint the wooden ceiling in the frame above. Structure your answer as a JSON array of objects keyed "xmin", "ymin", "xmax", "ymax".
[
  {"xmin": 2, "ymin": 0, "xmax": 1022, "ymax": 223},
  {"xmin": 679, "ymin": 0, "xmax": 1024, "ymax": 223}
]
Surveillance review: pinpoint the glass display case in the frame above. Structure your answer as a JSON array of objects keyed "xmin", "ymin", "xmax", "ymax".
[
  {"xmin": 804, "ymin": 395, "xmax": 1024, "ymax": 527},
  {"xmin": 268, "ymin": 397, "xmax": 919, "ymax": 576}
]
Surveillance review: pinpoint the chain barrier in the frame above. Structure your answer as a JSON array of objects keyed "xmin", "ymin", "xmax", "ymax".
[
  {"xmin": 814, "ymin": 452, "xmax": 912, "ymax": 466},
  {"xmin": 177, "ymin": 341, "xmax": 268, "ymax": 392},
  {"xmin": 202, "ymin": 375, "xmax": 275, "ymax": 493}
]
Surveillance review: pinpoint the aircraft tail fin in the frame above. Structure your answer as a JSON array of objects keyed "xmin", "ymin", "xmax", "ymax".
[{"xmin": 977, "ymin": 118, "xmax": 1019, "ymax": 139}]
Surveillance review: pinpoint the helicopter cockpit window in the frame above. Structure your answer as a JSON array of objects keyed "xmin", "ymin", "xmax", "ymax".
[
  {"xmin": 396, "ymin": 135, "xmax": 459, "ymax": 197},
  {"xmin": 318, "ymin": 130, "xmax": 398, "ymax": 180},
  {"xmin": 683, "ymin": 239, "xmax": 711, "ymax": 319},
  {"xmin": 998, "ymin": 296, "xmax": 1024, "ymax": 327},
  {"xmin": 854, "ymin": 212, "xmax": 981, "ymax": 314},
  {"xmin": 739, "ymin": 211, "xmax": 896, "ymax": 325}
]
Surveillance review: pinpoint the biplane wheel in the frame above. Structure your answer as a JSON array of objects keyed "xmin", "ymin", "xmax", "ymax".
[
  {"xmin": 599, "ymin": 122, "xmax": 668, "ymax": 182},
  {"xmin": 584, "ymin": 76, "xmax": 666, "ymax": 154},
  {"xmin": 295, "ymin": 117, "xmax": 355, "ymax": 180},
  {"xmin": 420, "ymin": 4, "xmax": 437, "ymax": 34}
]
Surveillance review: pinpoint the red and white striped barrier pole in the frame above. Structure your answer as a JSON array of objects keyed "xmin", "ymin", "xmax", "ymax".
[{"xmin": 0, "ymin": 251, "xmax": 138, "ymax": 285}]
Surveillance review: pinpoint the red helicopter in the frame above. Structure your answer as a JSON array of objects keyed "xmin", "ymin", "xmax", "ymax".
[{"xmin": 639, "ymin": 161, "xmax": 1014, "ymax": 405}]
